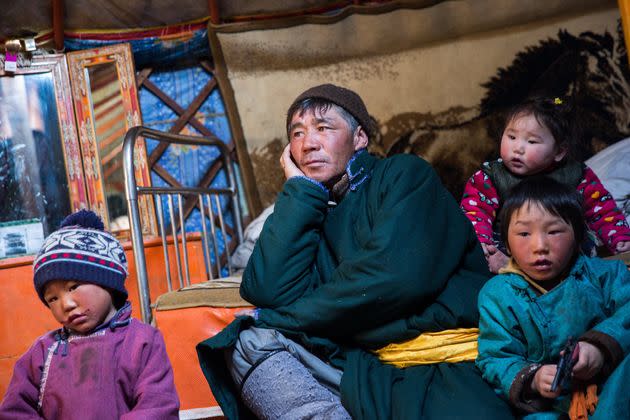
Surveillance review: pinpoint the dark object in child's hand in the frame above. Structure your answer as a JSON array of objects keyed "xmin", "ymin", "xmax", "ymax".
[{"xmin": 550, "ymin": 338, "xmax": 579, "ymax": 392}]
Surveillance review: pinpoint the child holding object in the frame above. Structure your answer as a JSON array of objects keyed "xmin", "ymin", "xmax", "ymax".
[{"xmin": 476, "ymin": 176, "xmax": 630, "ymax": 419}]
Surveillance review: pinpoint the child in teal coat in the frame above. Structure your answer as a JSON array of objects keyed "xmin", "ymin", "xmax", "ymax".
[{"xmin": 476, "ymin": 176, "xmax": 630, "ymax": 418}]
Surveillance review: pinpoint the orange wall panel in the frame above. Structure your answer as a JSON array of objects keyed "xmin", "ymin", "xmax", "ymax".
[
  {"xmin": 155, "ymin": 306, "xmax": 246, "ymax": 410},
  {"xmin": 0, "ymin": 236, "xmax": 212, "ymax": 400}
]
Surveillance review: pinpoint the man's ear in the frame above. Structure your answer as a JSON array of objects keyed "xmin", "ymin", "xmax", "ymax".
[
  {"xmin": 553, "ymin": 145, "xmax": 568, "ymax": 162},
  {"xmin": 353, "ymin": 127, "xmax": 369, "ymax": 151}
]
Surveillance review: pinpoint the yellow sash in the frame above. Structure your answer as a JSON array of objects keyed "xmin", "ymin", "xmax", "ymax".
[{"xmin": 374, "ymin": 328, "xmax": 479, "ymax": 367}]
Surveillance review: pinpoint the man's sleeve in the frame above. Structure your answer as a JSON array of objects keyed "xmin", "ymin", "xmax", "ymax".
[
  {"xmin": 0, "ymin": 342, "xmax": 45, "ymax": 418},
  {"xmin": 240, "ymin": 176, "xmax": 329, "ymax": 309},
  {"xmin": 122, "ymin": 328, "xmax": 179, "ymax": 419},
  {"xmin": 253, "ymin": 156, "xmax": 484, "ymax": 336},
  {"xmin": 579, "ymin": 167, "xmax": 630, "ymax": 251},
  {"xmin": 460, "ymin": 170, "xmax": 499, "ymax": 246}
]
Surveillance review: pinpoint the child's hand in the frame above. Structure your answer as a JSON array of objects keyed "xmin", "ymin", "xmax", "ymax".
[
  {"xmin": 616, "ymin": 241, "xmax": 630, "ymax": 253},
  {"xmin": 483, "ymin": 244, "xmax": 509, "ymax": 273},
  {"xmin": 481, "ymin": 243, "xmax": 491, "ymax": 259},
  {"xmin": 572, "ymin": 341, "xmax": 603, "ymax": 381},
  {"xmin": 531, "ymin": 364, "xmax": 562, "ymax": 399}
]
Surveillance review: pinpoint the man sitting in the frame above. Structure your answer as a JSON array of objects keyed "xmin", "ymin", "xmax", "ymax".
[{"xmin": 197, "ymin": 84, "xmax": 514, "ymax": 419}]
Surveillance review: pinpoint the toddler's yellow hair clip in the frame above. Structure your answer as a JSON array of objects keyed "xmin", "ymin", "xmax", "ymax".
[{"xmin": 554, "ymin": 97, "xmax": 563, "ymax": 105}]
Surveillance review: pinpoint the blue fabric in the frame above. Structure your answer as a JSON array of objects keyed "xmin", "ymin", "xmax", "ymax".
[
  {"xmin": 138, "ymin": 66, "xmax": 236, "ymax": 275},
  {"xmin": 477, "ymin": 254, "xmax": 630, "ymax": 416},
  {"xmin": 64, "ymin": 28, "xmax": 210, "ymax": 68}
]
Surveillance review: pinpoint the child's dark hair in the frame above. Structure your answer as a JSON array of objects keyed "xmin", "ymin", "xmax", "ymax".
[
  {"xmin": 503, "ymin": 95, "xmax": 575, "ymax": 154},
  {"xmin": 499, "ymin": 176, "xmax": 585, "ymax": 252}
]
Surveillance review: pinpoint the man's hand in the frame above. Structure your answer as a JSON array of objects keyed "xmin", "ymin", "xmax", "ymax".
[
  {"xmin": 280, "ymin": 144, "xmax": 304, "ymax": 180},
  {"xmin": 482, "ymin": 244, "xmax": 509, "ymax": 273},
  {"xmin": 616, "ymin": 241, "xmax": 630, "ymax": 253},
  {"xmin": 531, "ymin": 365, "xmax": 562, "ymax": 399},
  {"xmin": 572, "ymin": 341, "xmax": 604, "ymax": 381}
]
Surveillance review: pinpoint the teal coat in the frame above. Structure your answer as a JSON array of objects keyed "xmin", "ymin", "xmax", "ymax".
[
  {"xmin": 198, "ymin": 151, "xmax": 513, "ymax": 419},
  {"xmin": 477, "ymin": 255, "xmax": 630, "ymax": 417}
]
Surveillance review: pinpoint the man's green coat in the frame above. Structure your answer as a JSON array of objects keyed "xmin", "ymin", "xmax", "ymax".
[{"xmin": 198, "ymin": 151, "xmax": 513, "ymax": 419}]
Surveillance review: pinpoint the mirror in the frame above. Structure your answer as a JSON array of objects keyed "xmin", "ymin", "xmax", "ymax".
[
  {"xmin": 67, "ymin": 43, "xmax": 156, "ymax": 237},
  {"xmin": 86, "ymin": 62, "xmax": 126, "ymax": 227},
  {"xmin": 0, "ymin": 54, "xmax": 87, "ymax": 258}
]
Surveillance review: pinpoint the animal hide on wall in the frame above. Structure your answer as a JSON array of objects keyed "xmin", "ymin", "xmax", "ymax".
[
  {"xmin": 377, "ymin": 24, "xmax": 630, "ymax": 199},
  {"xmin": 216, "ymin": 3, "xmax": 626, "ymax": 206}
]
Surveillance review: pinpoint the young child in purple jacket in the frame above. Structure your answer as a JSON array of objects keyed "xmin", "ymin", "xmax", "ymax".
[{"xmin": 0, "ymin": 210, "xmax": 179, "ymax": 419}]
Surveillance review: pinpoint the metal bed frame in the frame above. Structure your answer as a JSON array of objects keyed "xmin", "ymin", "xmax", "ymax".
[{"xmin": 123, "ymin": 126, "xmax": 244, "ymax": 324}]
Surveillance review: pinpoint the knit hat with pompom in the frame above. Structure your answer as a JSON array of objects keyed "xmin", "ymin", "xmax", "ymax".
[{"xmin": 33, "ymin": 209, "xmax": 128, "ymax": 306}]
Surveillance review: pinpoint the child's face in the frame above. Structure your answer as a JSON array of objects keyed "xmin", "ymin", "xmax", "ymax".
[
  {"xmin": 500, "ymin": 113, "xmax": 567, "ymax": 176},
  {"xmin": 507, "ymin": 202, "xmax": 576, "ymax": 284},
  {"xmin": 43, "ymin": 280, "xmax": 117, "ymax": 335}
]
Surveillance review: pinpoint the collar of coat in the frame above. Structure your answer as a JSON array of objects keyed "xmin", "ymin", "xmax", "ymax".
[
  {"xmin": 330, "ymin": 148, "xmax": 374, "ymax": 203},
  {"xmin": 499, "ymin": 255, "xmax": 585, "ymax": 295}
]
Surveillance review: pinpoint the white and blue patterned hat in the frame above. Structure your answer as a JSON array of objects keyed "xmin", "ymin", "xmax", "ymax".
[{"xmin": 33, "ymin": 210, "xmax": 128, "ymax": 306}]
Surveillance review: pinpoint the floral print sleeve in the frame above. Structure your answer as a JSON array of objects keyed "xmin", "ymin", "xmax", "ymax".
[
  {"xmin": 578, "ymin": 167, "xmax": 630, "ymax": 252},
  {"xmin": 460, "ymin": 169, "xmax": 500, "ymax": 246}
]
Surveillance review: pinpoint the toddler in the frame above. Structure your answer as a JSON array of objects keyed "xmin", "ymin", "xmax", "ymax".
[
  {"xmin": 0, "ymin": 210, "xmax": 180, "ymax": 419},
  {"xmin": 461, "ymin": 96, "xmax": 630, "ymax": 272},
  {"xmin": 476, "ymin": 176, "xmax": 630, "ymax": 418}
]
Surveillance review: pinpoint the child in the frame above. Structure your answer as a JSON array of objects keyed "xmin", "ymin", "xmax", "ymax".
[
  {"xmin": 460, "ymin": 96, "xmax": 630, "ymax": 273},
  {"xmin": 476, "ymin": 176, "xmax": 630, "ymax": 418},
  {"xmin": 0, "ymin": 210, "xmax": 180, "ymax": 419}
]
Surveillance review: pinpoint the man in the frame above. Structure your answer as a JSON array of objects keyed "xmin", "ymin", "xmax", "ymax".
[{"xmin": 197, "ymin": 84, "xmax": 514, "ymax": 419}]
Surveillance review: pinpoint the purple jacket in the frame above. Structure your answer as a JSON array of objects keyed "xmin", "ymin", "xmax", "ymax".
[{"xmin": 0, "ymin": 303, "xmax": 179, "ymax": 419}]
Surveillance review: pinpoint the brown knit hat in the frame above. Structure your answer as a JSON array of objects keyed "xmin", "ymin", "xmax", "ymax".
[{"xmin": 286, "ymin": 84, "xmax": 375, "ymax": 139}]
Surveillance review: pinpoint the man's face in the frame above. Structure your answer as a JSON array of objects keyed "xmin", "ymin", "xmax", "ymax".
[{"xmin": 288, "ymin": 106, "xmax": 367, "ymax": 187}]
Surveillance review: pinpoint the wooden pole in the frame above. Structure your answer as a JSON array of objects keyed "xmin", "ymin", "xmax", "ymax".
[
  {"xmin": 207, "ymin": 29, "xmax": 263, "ymax": 218},
  {"xmin": 619, "ymin": 0, "xmax": 630, "ymax": 66},
  {"xmin": 208, "ymin": 0, "xmax": 220, "ymax": 25},
  {"xmin": 52, "ymin": 0, "xmax": 64, "ymax": 51}
]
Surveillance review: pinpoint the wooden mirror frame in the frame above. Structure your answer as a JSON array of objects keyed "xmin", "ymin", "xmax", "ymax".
[
  {"xmin": 67, "ymin": 43, "xmax": 156, "ymax": 237},
  {"xmin": 0, "ymin": 53, "xmax": 88, "ymax": 228}
]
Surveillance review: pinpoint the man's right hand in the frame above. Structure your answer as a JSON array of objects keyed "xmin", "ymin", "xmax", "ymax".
[{"xmin": 280, "ymin": 144, "xmax": 305, "ymax": 180}]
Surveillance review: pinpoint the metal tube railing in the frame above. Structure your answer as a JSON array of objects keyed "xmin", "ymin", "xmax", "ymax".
[
  {"xmin": 198, "ymin": 194, "xmax": 214, "ymax": 281},
  {"xmin": 123, "ymin": 126, "xmax": 244, "ymax": 324},
  {"xmin": 155, "ymin": 196, "xmax": 173, "ymax": 292}
]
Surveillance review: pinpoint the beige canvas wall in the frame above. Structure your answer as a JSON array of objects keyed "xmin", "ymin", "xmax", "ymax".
[{"xmin": 216, "ymin": 2, "xmax": 621, "ymax": 206}]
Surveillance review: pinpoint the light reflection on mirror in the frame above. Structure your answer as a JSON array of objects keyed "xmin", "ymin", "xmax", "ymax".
[
  {"xmin": 85, "ymin": 62, "xmax": 128, "ymax": 231},
  {"xmin": 0, "ymin": 73, "xmax": 72, "ymax": 244}
]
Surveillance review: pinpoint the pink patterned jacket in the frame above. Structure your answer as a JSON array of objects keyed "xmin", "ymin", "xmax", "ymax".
[{"xmin": 461, "ymin": 164, "xmax": 630, "ymax": 253}]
